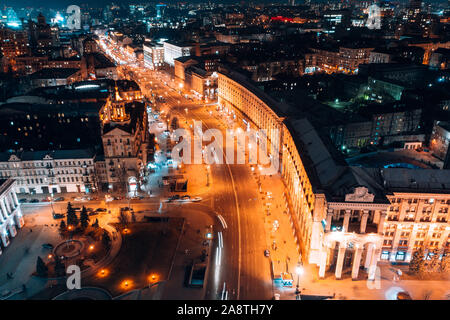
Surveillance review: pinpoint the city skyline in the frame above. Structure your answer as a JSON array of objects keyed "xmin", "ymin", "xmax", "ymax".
[{"xmin": 0, "ymin": 0, "xmax": 449, "ymax": 304}]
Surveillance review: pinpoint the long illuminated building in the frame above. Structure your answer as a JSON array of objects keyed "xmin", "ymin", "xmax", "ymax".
[{"xmin": 218, "ymin": 68, "xmax": 450, "ymax": 280}]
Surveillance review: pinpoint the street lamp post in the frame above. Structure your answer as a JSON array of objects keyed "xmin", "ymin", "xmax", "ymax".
[
  {"xmin": 50, "ymin": 193, "xmax": 55, "ymax": 215},
  {"xmin": 295, "ymin": 263, "xmax": 303, "ymax": 300}
]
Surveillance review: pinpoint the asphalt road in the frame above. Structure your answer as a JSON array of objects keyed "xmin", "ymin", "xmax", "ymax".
[{"xmin": 100, "ymin": 41, "xmax": 273, "ymax": 300}]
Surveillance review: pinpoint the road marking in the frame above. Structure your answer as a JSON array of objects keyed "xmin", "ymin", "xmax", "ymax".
[
  {"xmin": 218, "ymin": 231, "xmax": 223, "ymax": 248},
  {"xmin": 225, "ymin": 163, "xmax": 241, "ymax": 300},
  {"xmin": 217, "ymin": 214, "xmax": 228, "ymax": 229}
]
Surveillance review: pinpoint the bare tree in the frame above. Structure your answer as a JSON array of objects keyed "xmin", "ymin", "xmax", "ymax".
[{"xmin": 118, "ymin": 210, "xmax": 130, "ymax": 229}]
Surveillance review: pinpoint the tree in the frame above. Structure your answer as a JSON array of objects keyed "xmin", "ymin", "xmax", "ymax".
[
  {"xmin": 427, "ymin": 249, "xmax": 441, "ymax": 273},
  {"xmin": 36, "ymin": 256, "xmax": 48, "ymax": 277},
  {"xmin": 118, "ymin": 211, "xmax": 130, "ymax": 229},
  {"xmin": 409, "ymin": 248, "xmax": 426, "ymax": 275},
  {"xmin": 59, "ymin": 220, "xmax": 66, "ymax": 232},
  {"xmin": 80, "ymin": 206, "xmax": 90, "ymax": 229},
  {"xmin": 54, "ymin": 256, "xmax": 65, "ymax": 277},
  {"xmin": 440, "ymin": 252, "xmax": 450, "ymax": 273},
  {"xmin": 92, "ymin": 218, "xmax": 99, "ymax": 228},
  {"xmin": 66, "ymin": 202, "xmax": 78, "ymax": 227},
  {"xmin": 102, "ymin": 230, "xmax": 111, "ymax": 249}
]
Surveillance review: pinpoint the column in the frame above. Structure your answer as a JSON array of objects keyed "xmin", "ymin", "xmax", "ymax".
[
  {"xmin": 335, "ymin": 243, "xmax": 346, "ymax": 279},
  {"xmin": 0, "ymin": 200, "xmax": 7, "ymax": 220},
  {"xmin": 325, "ymin": 209, "xmax": 333, "ymax": 232},
  {"xmin": 8, "ymin": 223, "xmax": 17, "ymax": 238},
  {"xmin": 0, "ymin": 229, "xmax": 9, "ymax": 247},
  {"xmin": 351, "ymin": 246, "xmax": 364, "ymax": 280},
  {"xmin": 368, "ymin": 247, "xmax": 381, "ymax": 281},
  {"xmin": 405, "ymin": 228, "xmax": 417, "ymax": 262},
  {"xmin": 318, "ymin": 246, "xmax": 328, "ymax": 279},
  {"xmin": 15, "ymin": 208, "xmax": 24, "ymax": 228},
  {"xmin": 4, "ymin": 198, "xmax": 11, "ymax": 215},
  {"xmin": 343, "ymin": 210, "xmax": 351, "ymax": 232},
  {"xmin": 377, "ymin": 211, "xmax": 387, "ymax": 234},
  {"xmin": 9, "ymin": 194, "xmax": 16, "ymax": 210},
  {"xmin": 364, "ymin": 243, "xmax": 374, "ymax": 268},
  {"xmin": 360, "ymin": 211, "xmax": 369, "ymax": 234},
  {"xmin": 12, "ymin": 191, "xmax": 19, "ymax": 207},
  {"xmin": 390, "ymin": 226, "xmax": 401, "ymax": 262}
]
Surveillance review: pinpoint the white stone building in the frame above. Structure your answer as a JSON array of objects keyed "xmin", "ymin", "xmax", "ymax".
[
  {"xmin": 0, "ymin": 149, "xmax": 96, "ymax": 195},
  {"xmin": 0, "ymin": 179, "xmax": 24, "ymax": 253},
  {"xmin": 143, "ymin": 42, "xmax": 164, "ymax": 70},
  {"xmin": 162, "ymin": 41, "xmax": 193, "ymax": 66}
]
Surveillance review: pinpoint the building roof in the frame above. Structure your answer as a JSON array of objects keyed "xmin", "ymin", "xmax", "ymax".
[
  {"xmin": 0, "ymin": 179, "xmax": 15, "ymax": 195},
  {"xmin": 219, "ymin": 67, "xmax": 450, "ymax": 201},
  {"xmin": 30, "ymin": 68, "xmax": 80, "ymax": 80},
  {"xmin": 0, "ymin": 148, "xmax": 95, "ymax": 162},
  {"xmin": 435, "ymin": 120, "xmax": 450, "ymax": 132}
]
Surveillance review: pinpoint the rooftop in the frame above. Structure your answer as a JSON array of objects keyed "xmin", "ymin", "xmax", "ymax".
[
  {"xmin": 0, "ymin": 148, "xmax": 96, "ymax": 162},
  {"xmin": 30, "ymin": 68, "xmax": 80, "ymax": 79}
]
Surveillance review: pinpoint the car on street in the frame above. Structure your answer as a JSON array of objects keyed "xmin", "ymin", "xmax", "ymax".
[
  {"xmin": 397, "ymin": 291, "xmax": 413, "ymax": 300},
  {"xmin": 29, "ymin": 199, "xmax": 39, "ymax": 203},
  {"xmin": 19, "ymin": 198, "xmax": 28, "ymax": 203},
  {"xmin": 41, "ymin": 198, "xmax": 51, "ymax": 202},
  {"xmin": 53, "ymin": 213, "xmax": 65, "ymax": 219},
  {"xmin": 166, "ymin": 195, "xmax": 180, "ymax": 202},
  {"xmin": 264, "ymin": 249, "xmax": 270, "ymax": 257},
  {"xmin": 96, "ymin": 208, "xmax": 107, "ymax": 212},
  {"xmin": 42, "ymin": 243, "xmax": 54, "ymax": 249},
  {"xmin": 191, "ymin": 197, "xmax": 202, "ymax": 202},
  {"xmin": 54, "ymin": 197, "xmax": 65, "ymax": 202},
  {"xmin": 88, "ymin": 211, "xmax": 98, "ymax": 216}
]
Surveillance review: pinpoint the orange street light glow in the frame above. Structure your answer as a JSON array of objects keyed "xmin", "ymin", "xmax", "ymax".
[
  {"xmin": 89, "ymin": 245, "xmax": 94, "ymax": 250},
  {"xmin": 120, "ymin": 279, "xmax": 133, "ymax": 290},
  {"xmin": 148, "ymin": 274, "xmax": 159, "ymax": 283},
  {"xmin": 98, "ymin": 269, "xmax": 109, "ymax": 278}
]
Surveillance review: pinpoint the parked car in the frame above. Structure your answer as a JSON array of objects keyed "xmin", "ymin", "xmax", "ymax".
[
  {"xmin": 264, "ymin": 249, "xmax": 270, "ymax": 257},
  {"xmin": 54, "ymin": 197, "xmax": 65, "ymax": 202},
  {"xmin": 397, "ymin": 291, "xmax": 412, "ymax": 300},
  {"xmin": 96, "ymin": 208, "xmax": 107, "ymax": 212},
  {"xmin": 29, "ymin": 199, "xmax": 39, "ymax": 203},
  {"xmin": 19, "ymin": 198, "xmax": 28, "ymax": 203},
  {"xmin": 168, "ymin": 195, "xmax": 180, "ymax": 201},
  {"xmin": 42, "ymin": 243, "xmax": 54, "ymax": 249},
  {"xmin": 191, "ymin": 197, "xmax": 202, "ymax": 202},
  {"xmin": 88, "ymin": 211, "xmax": 98, "ymax": 216},
  {"xmin": 41, "ymin": 198, "xmax": 51, "ymax": 202},
  {"xmin": 53, "ymin": 213, "xmax": 65, "ymax": 219}
]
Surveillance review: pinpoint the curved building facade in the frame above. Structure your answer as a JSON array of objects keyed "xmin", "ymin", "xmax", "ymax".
[{"xmin": 218, "ymin": 69, "xmax": 450, "ymax": 280}]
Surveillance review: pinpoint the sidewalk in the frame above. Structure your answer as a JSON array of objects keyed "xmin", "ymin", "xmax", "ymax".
[{"xmin": 252, "ymin": 172, "xmax": 302, "ymax": 291}]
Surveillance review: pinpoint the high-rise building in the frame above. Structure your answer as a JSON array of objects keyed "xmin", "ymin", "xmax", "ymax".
[{"xmin": 156, "ymin": 3, "xmax": 166, "ymax": 19}]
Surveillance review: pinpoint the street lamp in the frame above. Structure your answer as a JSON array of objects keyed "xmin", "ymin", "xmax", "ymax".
[
  {"xmin": 295, "ymin": 263, "xmax": 303, "ymax": 299},
  {"xmin": 50, "ymin": 193, "xmax": 55, "ymax": 215}
]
